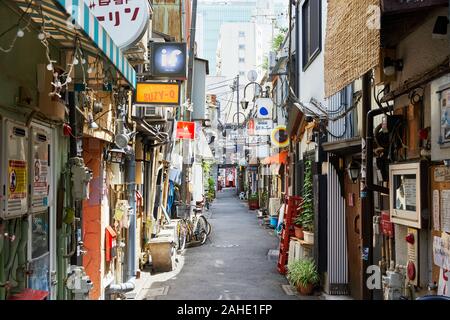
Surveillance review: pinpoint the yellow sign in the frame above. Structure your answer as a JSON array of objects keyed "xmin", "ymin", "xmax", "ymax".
[
  {"xmin": 8, "ymin": 160, "xmax": 27, "ymax": 199},
  {"xmin": 271, "ymin": 125, "xmax": 290, "ymax": 148},
  {"xmin": 135, "ymin": 82, "xmax": 180, "ymax": 105}
]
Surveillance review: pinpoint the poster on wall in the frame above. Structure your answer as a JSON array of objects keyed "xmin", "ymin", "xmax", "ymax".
[
  {"xmin": 434, "ymin": 190, "xmax": 441, "ymax": 231},
  {"xmin": 433, "ymin": 234, "xmax": 450, "ymax": 270},
  {"xmin": 441, "ymin": 190, "xmax": 450, "ymax": 233}
]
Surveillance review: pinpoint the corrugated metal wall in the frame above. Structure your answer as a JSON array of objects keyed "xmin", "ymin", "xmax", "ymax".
[
  {"xmin": 325, "ymin": 85, "xmax": 354, "ymax": 295},
  {"xmin": 326, "ymin": 162, "xmax": 349, "ymax": 294}
]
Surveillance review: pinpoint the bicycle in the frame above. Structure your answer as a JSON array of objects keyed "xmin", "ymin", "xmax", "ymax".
[{"xmin": 175, "ymin": 202, "xmax": 211, "ymax": 251}]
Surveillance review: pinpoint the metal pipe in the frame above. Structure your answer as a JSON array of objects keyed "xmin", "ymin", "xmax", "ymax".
[
  {"xmin": 186, "ymin": 0, "xmax": 198, "ymax": 120},
  {"xmin": 5, "ymin": 219, "xmax": 20, "ymax": 273},
  {"xmin": 126, "ymin": 152, "xmax": 137, "ymax": 281},
  {"xmin": 366, "ymin": 107, "xmax": 390, "ymax": 195},
  {"xmin": 16, "ymin": 218, "xmax": 28, "ymax": 291},
  {"xmin": 0, "ymin": 221, "xmax": 7, "ymax": 300}
]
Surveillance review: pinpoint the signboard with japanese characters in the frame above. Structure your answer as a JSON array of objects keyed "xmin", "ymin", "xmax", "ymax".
[
  {"xmin": 176, "ymin": 121, "xmax": 196, "ymax": 140},
  {"xmin": 150, "ymin": 42, "xmax": 187, "ymax": 79},
  {"xmin": 84, "ymin": 0, "xmax": 150, "ymax": 49},
  {"xmin": 135, "ymin": 82, "xmax": 181, "ymax": 105},
  {"xmin": 253, "ymin": 120, "xmax": 274, "ymax": 136}
]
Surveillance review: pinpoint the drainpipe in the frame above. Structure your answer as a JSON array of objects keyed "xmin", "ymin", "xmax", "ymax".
[
  {"xmin": 0, "ymin": 221, "xmax": 7, "ymax": 300},
  {"xmin": 15, "ymin": 218, "xmax": 28, "ymax": 291},
  {"xmin": 5, "ymin": 219, "xmax": 20, "ymax": 275}
]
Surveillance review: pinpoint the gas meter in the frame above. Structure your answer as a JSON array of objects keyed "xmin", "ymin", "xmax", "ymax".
[
  {"xmin": 66, "ymin": 265, "xmax": 93, "ymax": 300},
  {"xmin": 1, "ymin": 119, "xmax": 29, "ymax": 219},
  {"xmin": 70, "ymin": 157, "xmax": 93, "ymax": 201}
]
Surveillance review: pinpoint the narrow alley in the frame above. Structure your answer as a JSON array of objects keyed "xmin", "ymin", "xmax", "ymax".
[{"xmin": 141, "ymin": 189, "xmax": 310, "ymax": 301}]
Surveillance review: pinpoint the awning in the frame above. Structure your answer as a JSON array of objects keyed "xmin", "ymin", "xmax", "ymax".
[
  {"xmin": 261, "ymin": 151, "xmax": 288, "ymax": 165},
  {"xmin": 15, "ymin": 0, "xmax": 136, "ymax": 88}
]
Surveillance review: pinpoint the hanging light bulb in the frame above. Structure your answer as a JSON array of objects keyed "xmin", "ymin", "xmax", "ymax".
[
  {"xmin": 82, "ymin": 58, "xmax": 86, "ymax": 64},
  {"xmin": 73, "ymin": 57, "xmax": 79, "ymax": 65},
  {"xmin": 16, "ymin": 29, "xmax": 24, "ymax": 38},
  {"xmin": 46, "ymin": 63, "xmax": 54, "ymax": 71},
  {"xmin": 38, "ymin": 32, "xmax": 46, "ymax": 40},
  {"xmin": 66, "ymin": 76, "xmax": 72, "ymax": 83}
]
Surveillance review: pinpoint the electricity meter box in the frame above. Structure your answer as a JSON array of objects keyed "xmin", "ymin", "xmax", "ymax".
[
  {"xmin": 1, "ymin": 118, "xmax": 29, "ymax": 219},
  {"xmin": 389, "ymin": 161, "xmax": 429, "ymax": 229},
  {"xmin": 30, "ymin": 124, "xmax": 52, "ymax": 213}
]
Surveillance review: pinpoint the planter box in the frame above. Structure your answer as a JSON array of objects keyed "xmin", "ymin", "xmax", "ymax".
[
  {"xmin": 248, "ymin": 200, "xmax": 259, "ymax": 210},
  {"xmin": 303, "ymin": 231, "xmax": 314, "ymax": 245}
]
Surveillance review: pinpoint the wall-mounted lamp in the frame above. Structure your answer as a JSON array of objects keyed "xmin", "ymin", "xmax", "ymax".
[
  {"xmin": 432, "ymin": 16, "xmax": 449, "ymax": 40},
  {"xmin": 347, "ymin": 160, "xmax": 361, "ymax": 184},
  {"xmin": 107, "ymin": 148, "xmax": 126, "ymax": 164},
  {"xmin": 87, "ymin": 113, "xmax": 99, "ymax": 130},
  {"xmin": 383, "ymin": 57, "xmax": 403, "ymax": 77}
]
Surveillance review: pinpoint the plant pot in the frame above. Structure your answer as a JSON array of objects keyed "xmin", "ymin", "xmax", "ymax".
[
  {"xmin": 294, "ymin": 226, "xmax": 304, "ymax": 239},
  {"xmin": 248, "ymin": 200, "xmax": 259, "ymax": 210},
  {"xmin": 303, "ymin": 231, "xmax": 314, "ymax": 244},
  {"xmin": 297, "ymin": 283, "xmax": 314, "ymax": 296}
]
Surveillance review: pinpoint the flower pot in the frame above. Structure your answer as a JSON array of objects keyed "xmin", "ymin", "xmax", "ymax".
[
  {"xmin": 294, "ymin": 226, "xmax": 304, "ymax": 239},
  {"xmin": 303, "ymin": 231, "xmax": 314, "ymax": 244},
  {"xmin": 297, "ymin": 283, "xmax": 314, "ymax": 296}
]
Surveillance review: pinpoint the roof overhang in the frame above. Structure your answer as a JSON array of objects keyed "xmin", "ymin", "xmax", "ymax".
[
  {"xmin": 322, "ymin": 137, "xmax": 362, "ymax": 156},
  {"xmin": 14, "ymin": 0, "xmax": 137, "ymax": 88}
]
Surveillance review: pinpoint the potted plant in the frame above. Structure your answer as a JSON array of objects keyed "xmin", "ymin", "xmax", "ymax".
[
  {"xmin": 287, "ymin": 259, "xmax": 320, "ymax": 296},
  {"xmin": 293, "ymin": 214, "xmax": 304, "ymax": 240},
  {"xmin": 248, "ymin": 193, "xmax": 259, "ymax": 210},
  {"xmin": 299, "ymin": 160, "xmax": 314, "ymax": 244}
]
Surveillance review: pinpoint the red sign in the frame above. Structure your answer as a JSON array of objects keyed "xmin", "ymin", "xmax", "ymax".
[
  {"xmin": 381, "ymin": 211, "xmax": 394, "ymax": 238},
  {"xmin": 248, "ymin": 119, "xmax": 255, "ymax": 135},
  {"xmin": 176, "ymin": 121, "xmax": 195, "ymax": 140}
]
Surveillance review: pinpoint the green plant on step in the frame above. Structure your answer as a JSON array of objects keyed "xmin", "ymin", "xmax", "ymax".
[
  {"xmin": 248, "ymin": 193, "xmax": 258, "ymax": 201},
  {"xmin": 299, "ymin": 160, "xmax": 314, "ymax": 232},
  {"xmin": 287, "ymin": 259, "xmax": 320, "ymax": 288}
]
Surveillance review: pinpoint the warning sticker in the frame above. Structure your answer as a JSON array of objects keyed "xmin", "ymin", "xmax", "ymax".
[
  {"xmin": 33, "ymin": 159, "xmax": 48, "ymax": 195},
  {"xmin": 8, "ymin": 160, "xmax": 27, "ymax": 199}
]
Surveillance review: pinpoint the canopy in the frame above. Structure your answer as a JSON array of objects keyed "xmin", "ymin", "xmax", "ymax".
[{"xmin": 261, "ymin": 151, "xmax": 288, "ymax": 165}]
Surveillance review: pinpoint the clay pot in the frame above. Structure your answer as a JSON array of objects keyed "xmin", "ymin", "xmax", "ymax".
[
  {"xmin": 294, "ymin": 226, "xmax": 304, "ymax": 239},
  {"xmin": 297, "ymin": 283, "xmax": 314, "ymax": 296}
]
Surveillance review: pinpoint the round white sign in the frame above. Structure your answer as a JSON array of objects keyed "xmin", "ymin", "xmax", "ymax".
[
  {"xmin": 84, "ymin": 0, "xmax": 150, "ymax": 49},
  {"xmin": 247, "ymin": 70, "xmax": 258, "ymax": 82}
]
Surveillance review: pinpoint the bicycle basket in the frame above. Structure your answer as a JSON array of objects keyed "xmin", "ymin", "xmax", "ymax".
[{"xmin": 176, "ymin": 205, "xmax": 190, "ymax": 219}]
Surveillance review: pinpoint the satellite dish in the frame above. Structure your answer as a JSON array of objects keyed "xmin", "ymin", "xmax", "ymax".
[{"xmin": 247, "ymin": 70, "xmax": 258, "ymax": 82}]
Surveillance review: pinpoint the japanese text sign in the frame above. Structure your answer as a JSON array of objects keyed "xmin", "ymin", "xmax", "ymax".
[
  {"xmin": 176, "ymin": 122, "xmax": 196, "ymax": 140},
  {"xmin": 84, "ymin": 0, "xmax": 150, "ymax": 49},
  {"xmin": 135, "ymin": 82, "xmax": 180, "ymax": 105}
]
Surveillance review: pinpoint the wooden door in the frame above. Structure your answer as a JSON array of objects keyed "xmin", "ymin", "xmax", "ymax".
[{"xmin": 345, "ymin": 171, "xmax": 363, "ymax": 300}]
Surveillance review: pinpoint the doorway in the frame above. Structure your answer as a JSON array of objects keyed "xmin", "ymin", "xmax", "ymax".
[{"xmin": 344, "ymin": 166, "xmax": 363, "ymax": 300}]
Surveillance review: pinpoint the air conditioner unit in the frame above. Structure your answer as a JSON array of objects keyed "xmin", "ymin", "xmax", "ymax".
[{"xmin": 144, "ymin": 106, "xmax": 168, "ymax": 120}]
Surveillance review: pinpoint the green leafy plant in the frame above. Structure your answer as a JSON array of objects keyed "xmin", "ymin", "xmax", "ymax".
[
  {"xmin": 299, "ymin": 160, "xmax": 314, "ymax": 231},
  {"xmin": 287, "ymin": 259, "xmax": 320, "ymax": 288},
  {"xmin": 248, "ymin": 193, "xmax": 259, "ymax": 201},
  {"xmin": 207, "ymin": 177, "xmax": 216, "ymax": 201}
]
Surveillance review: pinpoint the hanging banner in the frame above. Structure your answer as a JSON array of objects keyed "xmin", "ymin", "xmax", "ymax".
[
  {"xmin": 176, "ymin": 121, "xmax": 196, "ymax": 140},
  {"xmin": 84, "ymin": 0, "xmax": 150, "ymax": 49},
  {"xmin": 8, "ymin": 160, "xmax": 27, "ymax": 199}
]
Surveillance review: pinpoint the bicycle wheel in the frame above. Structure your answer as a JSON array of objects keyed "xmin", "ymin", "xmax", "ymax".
[
  {"xmin": 177, "ymin": 220, "xmax": 187, "ymax": 251},
  {"xmin": 199, "ymin": 215, "xmax": 212, "ymax": 236},
  {"xmin": 195, "ymin": 216, "xmax": 208, "ymax": 245}
]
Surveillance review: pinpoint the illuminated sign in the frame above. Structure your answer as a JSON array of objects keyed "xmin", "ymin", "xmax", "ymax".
[
  {"xmin": 150, "ymin": 42, "xmax": 187, "ymax": 79},
  {"xmin": 135, "ymin": 82, "xmax": 180, "ymax": 105},
  {"xmin": 84, "ymin": 0, "xmax": 150, "ymax": 49},
  {"xmin": 176, "ymin": 121, "xmax": 196, "ymax": 140}
]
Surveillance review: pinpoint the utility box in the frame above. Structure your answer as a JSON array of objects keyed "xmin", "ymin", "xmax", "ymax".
[
  {"xmin": 30, "ymin": 123, "xmax": 52, "ymax": 213},
  {"xmin": 1, "ymin": 118, "xmax": 29, "ymax": 219}
]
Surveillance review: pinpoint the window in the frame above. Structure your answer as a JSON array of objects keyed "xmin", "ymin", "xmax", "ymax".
[
  {"xmin": 302, "ymin": 0, "xmax": 321, "ymax": 69},
  {"xmin": 239, "ymin": 31, "xmax": 245, "ymax": 37},
  {"xmin": 239, "ymin": 58, "xmax": 245, "ymax": 63},
  {"xmin": 239, "ymin": 44, "xmax": 245, "ymax": 50},
  {"xmin": 239, "ymin": 71, "xmax": 245, "ymax": 76}
]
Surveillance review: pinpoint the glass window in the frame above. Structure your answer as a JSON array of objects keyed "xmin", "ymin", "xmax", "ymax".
[
  {"xmin": 31, "ymin": 211, "xmax": 50, "ymax": 259},
  {"xmin": 393, "ymin": 174, "xmax": 417, "ymax": 211},
  {"xmin": 239, "ymin": 58, "xmax": 245, "ymax": 63},
  {"xmin": 239, "ymin": 44, "xmax": 245, "ymax": 50},
  {"xmin": 239, "ymin": 31, "xmax": 245, "ymax": 37},
  {"xmin": 302, "ymin": 0, "xmax": 322, "ymax": 69}
]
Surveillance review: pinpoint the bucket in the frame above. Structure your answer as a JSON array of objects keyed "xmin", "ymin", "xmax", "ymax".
[{"xmin": 269, "ymin": 216, "xmax": 278, "ymax": 228}]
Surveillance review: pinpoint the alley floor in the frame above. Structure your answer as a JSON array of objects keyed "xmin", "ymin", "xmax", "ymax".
[{"xmin": 139, "ymin": 189, "xmax": 320, "ymax": 300}]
